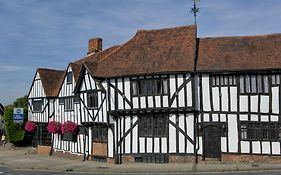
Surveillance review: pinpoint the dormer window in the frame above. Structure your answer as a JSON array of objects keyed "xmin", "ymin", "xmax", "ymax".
[
  {"xmin": 66, "ymin": 72, "xmax": 73, "ymax": 84},
  {"xmin": 132, "ymin": 78, "xmax": 168, "ymax": 96}
]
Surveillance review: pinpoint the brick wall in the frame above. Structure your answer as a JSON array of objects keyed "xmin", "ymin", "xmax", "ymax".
[{"xmin": 37, "ymin": 145, "xmax": 51, "ymax": 155}]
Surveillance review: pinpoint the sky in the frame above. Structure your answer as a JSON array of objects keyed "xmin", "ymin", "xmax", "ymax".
[{"xmin": 0, "ymin": 0, "xmax": 281, "ymax": 105}]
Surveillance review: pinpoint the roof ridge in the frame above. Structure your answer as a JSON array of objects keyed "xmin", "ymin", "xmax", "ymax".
[
  {"xmin": 201, "ymin": 32, "xmax": 281, "ymax": 40},
  {"xmin": 136, "ymin": 24, "xmax": 197, "ymax": 33}
]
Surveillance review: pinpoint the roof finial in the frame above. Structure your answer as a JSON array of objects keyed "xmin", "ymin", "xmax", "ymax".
[{"xmin": 190, "ymin": 0, "xmax": 200, "ymax": 25}]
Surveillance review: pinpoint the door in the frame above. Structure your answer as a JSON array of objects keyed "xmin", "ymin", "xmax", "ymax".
[{"xmin": 203, "ymin": 123, "xmax": 221, "ymax": 160}]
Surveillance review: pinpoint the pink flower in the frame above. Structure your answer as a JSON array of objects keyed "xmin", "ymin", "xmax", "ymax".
[
  {"xmin": 47, "ymin": 121, "xmax": 62, "ymax": 133},
  {"xmin": 62, "ymin": 121, "xmax": 78, "ymax": 134},
  {"xmin": 25, "ymin": 121, "xmax": 37, "ymax": 133}
]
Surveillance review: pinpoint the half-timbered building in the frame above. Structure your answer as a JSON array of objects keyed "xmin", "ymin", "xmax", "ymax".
[
  {"xmin": 28, "ymin": 68, "xmax": 64, "ymax": 149},
  {"xmin": 197, "ymin": 34, "xmax": 281, "ymax": 161},
  {"xmin": 28, "ymin": 24, "xmax": 281, "ymax": 163}
]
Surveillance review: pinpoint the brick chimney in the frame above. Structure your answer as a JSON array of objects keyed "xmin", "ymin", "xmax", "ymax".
[{"xmin": 87, "ymin": 38, "xmax": 102, "ymax": 55}]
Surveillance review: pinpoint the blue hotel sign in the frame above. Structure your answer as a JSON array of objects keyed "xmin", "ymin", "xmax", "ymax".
[{"xmin": 13, "ymin": 108, "xmax": 24, "ymax": 123}]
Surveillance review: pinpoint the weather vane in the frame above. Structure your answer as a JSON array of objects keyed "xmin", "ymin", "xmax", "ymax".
[{"xmin": 190, "ymin": 0, "xmax": 200, "ymax": 25}]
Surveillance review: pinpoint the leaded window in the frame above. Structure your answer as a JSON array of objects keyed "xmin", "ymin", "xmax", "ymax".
[
  {"xmin": 87, "ymin": 92, "xmax": 98, "ymax": 108},
  {"xmin": 132, "ymin": 78, "xmax": 168, "ymax": 96},
  {"xmin": 240, "ymin": 121, "xmax": 281, "ymax": 141},
  {"xmin": 64, "ymin": 97, "xmax": 74, "ymax": 111},
  {"xmin": 239, "ymin": 75, "xmax": 269, "ymax": 94},
  {"xmin": 66, "ymin": 72, "xmax": 73, "ymax": 84},
  {"xmin": 33, "ymin": 99, "xmax": 43, "ymax": 112},
  {"xmin": 92, "ymin": 125, "xmax": 107, "ymax": 142},
  {"xmin": 211, "ymin": 75, "xmax": 237, "ymax": 87},
  {"xmin": 272, "ymin": 74, "xmax": 281, "ymax": 86},
  {"xmin": 138, "ymin": 113, "xmax": 168, "ymax": 137}
]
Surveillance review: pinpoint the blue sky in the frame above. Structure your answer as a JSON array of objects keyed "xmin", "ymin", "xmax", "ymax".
[{"xmin": 0, "ymin": 0, "xmax": 281, "ymax": 105}]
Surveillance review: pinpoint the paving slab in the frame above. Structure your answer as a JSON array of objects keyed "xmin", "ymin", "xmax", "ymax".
[{"xmin": 1, "ymin": 145, "xmax": 281, "ymax": 173}]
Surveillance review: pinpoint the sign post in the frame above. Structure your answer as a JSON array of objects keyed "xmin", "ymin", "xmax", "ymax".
[{"xmin": 13, "ymin": 108, "xmax": 24, "ymax": 124}]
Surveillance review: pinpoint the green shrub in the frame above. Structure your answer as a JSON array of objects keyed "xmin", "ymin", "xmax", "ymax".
[{"xmin": 4, "ymin": 107, "xmax": 29, "ymax": 144}]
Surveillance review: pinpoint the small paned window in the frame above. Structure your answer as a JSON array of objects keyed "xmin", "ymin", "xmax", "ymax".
[
  {"xmin": 272, "ymin": 74, "xmax": 281, "ymax": 85},
  {"xmin": 37, "ymin": 123, "xmax": 52, "ymax": 146},
  {"xmin": 74, "ymin": 96, "xmax": 80, "ymax": 103},
  {"xmin": 33, "ymin": 99, "xmax": 43, "ymax": 112},
  {"xmin": 240, "ymin": 121, "xmax": 280, "ymax": 141},
  {"xmin": 132, "ymin": 78, "xmax": 168, "ymax": 96},
  {"xmin": 87, "ymin": 92, "xmax": 98, "ymax": 108},
  {"xmin": 92, "ymin": 125, "xmax": 108, "ymax": 142},
  {"xmin": 64, "ymin": 97, "xmax": 74, "ymax": 111},
  {"xmin": 59, "ymin": 98, "xmax": 64, "ymax": 105},
  {"xmin": 66, "ymin": 72, "xmax": 73, "ymax": 84},
  {"xmin": 239, "ymin": 75, "xmax": 269, "ymax": 94},
  {"xmin": 211, "ymin": 75, "xmax": 237, "ymax": 87},
  {"xmin": 138, "ymin": 113, "xmax": 167, "ymax": 137}
]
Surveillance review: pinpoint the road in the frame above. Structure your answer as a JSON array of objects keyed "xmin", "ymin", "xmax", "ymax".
[{"xmin": 1, "ymin": 165, "xmax": 281, "ymax": 175}]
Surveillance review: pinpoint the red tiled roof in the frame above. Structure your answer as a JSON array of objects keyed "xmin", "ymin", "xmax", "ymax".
[
  {"xmin": 94, "ymin": 25, "xmax": 197, "ymax": 78},
  {"xmin": 37, "ymin": 68, "xmax": 65, "ymax": 97},
  {"xmin": 197, "ymin": 33, "xmax": 281, "ymax": 72}
]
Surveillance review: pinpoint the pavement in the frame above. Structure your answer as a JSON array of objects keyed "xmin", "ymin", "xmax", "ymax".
[{"xmin": 1, "ymin": 143, "xmax": 281, "ymax": 174}]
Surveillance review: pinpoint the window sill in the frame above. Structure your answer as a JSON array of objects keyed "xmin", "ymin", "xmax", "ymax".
[{"xmin": 87, "ymin": 107, "xmax": 99, "ymax": 110}]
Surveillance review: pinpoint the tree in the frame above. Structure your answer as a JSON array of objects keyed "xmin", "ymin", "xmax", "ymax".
[{"xmin": 4, "ymin": 95, "xmax": 30, "ymax": 145}]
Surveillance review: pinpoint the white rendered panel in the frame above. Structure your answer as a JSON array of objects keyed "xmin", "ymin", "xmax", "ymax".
[
  {"xmin": 132, "ymin": 117, "xmax": 138, "ymax": 153},
  {"xmin": 271, "ymin": 115, "xmax": 279, "ymax": 122},
  {"xmin": 139, "ymin": 138, "xmax": 145, "ymax": 153},
  {"xmin": 272, "ymin": 142, "xmax": 280, "ymax": 155},
  {"xmin": 240, "ymin": 96, "xmax": 248, "ymax": 112},
  {"xmin": 169, "ymin": 114, "xmax": 176, "ymax": 153},
  {"xmin": 220, "ymin": 114, "xmax": 226, "ymax": 122},
  {"xmin": 239, "ymin": 115, "xmax": 248, "ymax": 121},
  {"xmin": 187, "ymin": 115, "xmax": 194, "ymax": 153},
  {"xmin": 117, "ymin": 79, "xmax": 124, "ymax": 110},
  {"xmin": 230, "ymin": 87, "xmax": 237, "ymax": 111},
  {"xmin": 221, "ymin": 87, "xmax": 228, "ymax": 111},
  {"xmin": 187, "ymin": 82, "xmax": 192, "ymax": 106},
  {"xmin": 198, "ymin": 137, "xmax": 203, "ymax": 155},
  {"xmin": 261, "ymin": 115, "xmax": 269, "ymax": 122},
  {"xmin": 250, "ymin": 115, "xmax": 258, "ymax": 121},
  {"xmin": 262, "ymin": 142, "xmax": 270, "ymax": 154},
  {"xmin": 203, "ymin": 114, "xmax": 209, "ymax": 122},
  {"xmin": 177, "ymin": 75, "xmax": 185, "ymax": 107},
  {"xmin": 154, "ymin": 138, "xmax": 160, "ymax": 153},
  {"xmin": 148, "ymin": 96, "xmax": 153, "ymax": 108},
  {"xmin": 169, "ymin": 75, "xmax": 177, "ymax": 108},
  {"xmin": 178, "ymin": 114, "xmax": 185, "ymax": 153},
  {"xmin": 133, "ymin": 98, "xmax": 139, "ymax": 109},
  {"xmin": 140, "ymin": 97, "xmax": 146, "ymax": 108},
  {"xmin": 272, "ymin": 87, "xmax": 279, "ymax": 114},
  {"xmin": 260, "ymin": 96, "xmax": 269, "ymax": 113},
  {"xmin": 228, "ymin": 115, "xmax": 238, "ymax": 152},
  {"xmin": 250, "ymin": 96, "xmax": 258, "ymax": 113},
  {"xmin": 252, "ymin": 141, "xmax": 261, "ymax": 154},
  {"xmin": 221, "ymin": 137, "xmax": 227, "ymax": 152},
  {"xmin": 241, "ymin": 141, "xmax": 250, "ymax": 153},
  {"xmin": 147, "ymin": 138, "xmax": 152, "ymax": 153},
  {"xmin": 163, "ymin": 96, "xmax": 169, "ymax": 107},
  {"xmin": 124, "ymin": 78, "xmax": 131, "ymax": 110},
  {"xmin": 202, "ymin": 76, "xmax": 211, "ymax": 111},
  {"xmin": 155, "ymin": 96, "xmax": 161, "ymax": 108},
  {"xmin": 161, "ymin": 138, "xmax": 167, "ymax": 153},
  {"xmin": 212, "ymin": 114, "xmax": 219, "ymax": 122},
  {"xmin": 212, "ymin": 87, "xmax": 219, "ymax": 111},
  {"xmin": 125, "ymin": 116, "xmax": 131, "ymax": 153}
]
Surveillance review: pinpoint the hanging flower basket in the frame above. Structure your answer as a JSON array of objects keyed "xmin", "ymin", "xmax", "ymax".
[
  {"xmin": 61, "ymin": 121, "xmax": 78, "ymax": 142},
  {"xmin": 24, "ymin": 121, "xmax": 37, "ymax": 133},
  {"xmin": 47, "ymin": 121, "xmax": 62, "ymax": 134},
  {"xmin": 62, "ymin": 121, "xmax": 78, "ymax": 134}
]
